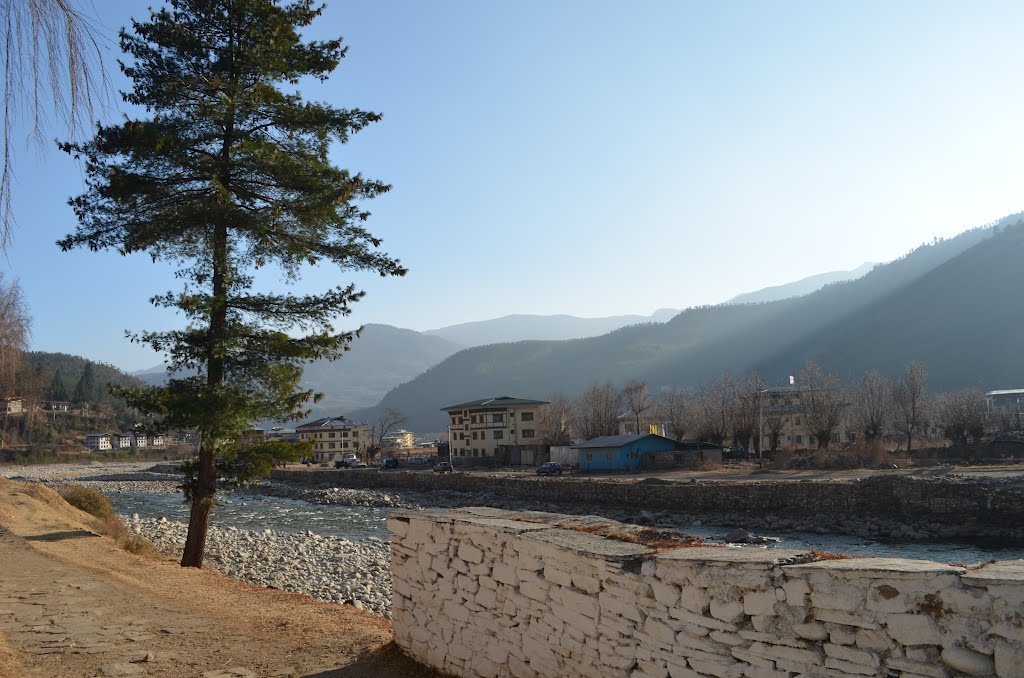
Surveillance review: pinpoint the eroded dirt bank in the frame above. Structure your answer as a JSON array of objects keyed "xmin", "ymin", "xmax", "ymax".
[{"xmin": 0, "ymin": 478, "xmax": 442, "ymax": 678}]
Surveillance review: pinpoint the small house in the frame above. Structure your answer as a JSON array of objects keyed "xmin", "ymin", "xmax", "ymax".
[{"xmin": 573, "ymin": 434, "xmax": 681, "ymax": 472}]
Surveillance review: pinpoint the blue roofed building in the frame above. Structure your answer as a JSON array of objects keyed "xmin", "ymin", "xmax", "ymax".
[{"xmin": 573, "ymin": 434, "xmax": 726, "ymax": 471}]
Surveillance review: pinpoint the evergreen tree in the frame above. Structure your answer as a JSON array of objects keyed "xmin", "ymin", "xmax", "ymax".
[
  {"xmin": 48, "ymin": 368, "xmax": 70, "ymax": 401},
  {"xmin": 72, "ymin": 362, "xmax": 96, "ymax": 404},
  {"xmin": 59, "ymin": 0, "xmax": 405, "ymax": 567}
]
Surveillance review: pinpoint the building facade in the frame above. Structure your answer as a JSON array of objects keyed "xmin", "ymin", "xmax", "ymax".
[
  {"xmin": 84, "ymin": 433, "xmax": 111, "ymax": 451},
  {"xmin": 382, "ymin": 429, "xmax": 415, "ymax": 448},
  {"xmin": 441, "ymin": 396, "xmax": 549, "ymax": 460},
  {"xmin": 757, "ymin": 386, "xmax": 854, "ymax": 451},
  {"xmin": 296, "ymin": 415, "xmax": 368, "ymax": 462}
]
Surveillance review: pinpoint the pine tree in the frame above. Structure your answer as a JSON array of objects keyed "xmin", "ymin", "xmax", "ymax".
[
  {"xmin": 72, "ymin": 362, "xmax": 96, "ymax": 404},
  {"xmin": 59, "ymin": 0, "xmax": 405, "ymax": 567}
]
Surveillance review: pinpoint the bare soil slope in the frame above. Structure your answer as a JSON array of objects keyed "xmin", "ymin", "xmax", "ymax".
[{"xmin": 0, "ymin": 479, "xmax": 442, "ymax": 678}]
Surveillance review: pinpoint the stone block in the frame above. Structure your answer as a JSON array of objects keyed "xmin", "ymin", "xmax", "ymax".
[
  {"xmin": 886, "ymin": 613, "xmax": 941, "ymax": 646},
  {"xmin": 853, "ymin": 628, "xmax": 892, "ymax": 652},
  {"xmin": 941, "ymin": 645, "xmax": 995, "ymax": 675},
  {"xmin": 744, "ymin": 590, "xmax": 778, "ymax": 617},
  {"xmin": 678, "ymin": 585, "xmax": 708, "ymax": 613},
  {"xmin": 710, "ymin": 599, "xmax": 744, "ymax": 623},
  {"xmin": 884, "ymin": 657, "xmax": 949, "ymax": 677},
  {"xmin": 687, "ymin": 658, "xmax": 745, "ymax": 678},
  {"xmin": 601, "ymin": 591, "xmax": 646, "ymax": 623},
  {"xmin": 669, "ymin": 607, "xmax": 738, "ymax": 632},
  {"xmin": 792, "ymin": 622, "xmax": 829, "ymax": 642},
  {"xmin": 782, "ymin": 577, "xmax": 810, "ymax": 607},
  {"xmin": 652, "ymin": 579, "xmax": 680, "ymax": 607},
  {"xmin": 730, "ymin": 647, "xmax": 775, "ymax": 669},
  {"xmin": 813, "ymin": 608, "xmax": 880, "ymax": 630},
  {"xmin": 709, "ymin": 630, "xmax": 745, "ymax": 646},
  {"xmin": 823, "ymin": 658, "xmax": 876, "ymax": 676},
  {"xmin": 823, "ymin": 643, "xmax": 879, "ymax": 668},
  {"xmin": 995, "ymin": 640, "xmax": 1024, "ymax": 678}
]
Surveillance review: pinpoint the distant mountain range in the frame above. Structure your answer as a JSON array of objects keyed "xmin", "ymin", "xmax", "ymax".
[
  {"xmin": 352, "ymin": 214, "xmax": 1024, "ymax": 432},
  {"xmin": 423, "ymin": 309, "xmax": 681, "ymax": 347},
  {"xmin": 726, "ymin": 262, "xmax": 878, "ymax": 305}
]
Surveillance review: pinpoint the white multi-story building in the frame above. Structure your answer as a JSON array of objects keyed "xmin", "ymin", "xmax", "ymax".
[
  {"xmin": 297, "ymin": 415, "xmax": 368, "ymax": 462},
  {"xmin": 84, "ymin": 433, "xmax": 112, "ymax": 451}
]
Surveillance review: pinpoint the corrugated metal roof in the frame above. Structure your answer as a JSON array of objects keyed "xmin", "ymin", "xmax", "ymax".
[
  {"xmin": 573, "ymin": 434, "xmax": 671, "ymax": 448},
  {"xmin": 440, "ymin": 396, "xmax": 549, "ymax": 411},
  {"xmin": 987, "ymin": 389, "xmax": 1024, "ymax": 396}
]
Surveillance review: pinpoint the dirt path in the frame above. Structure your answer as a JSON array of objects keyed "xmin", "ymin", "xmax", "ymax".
[{"xmin": 0, "ymin": 479, "xmax": 444, "ymax": 678}]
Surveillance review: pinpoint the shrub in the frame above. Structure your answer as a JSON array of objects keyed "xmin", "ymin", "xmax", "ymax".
[
  {"xmin": 118, "ymin": 533, "xmax": 158, "ymax": 556},
  {"xmin": 59, "ymin": 484, "xmax": 116, "ymax": 521}
]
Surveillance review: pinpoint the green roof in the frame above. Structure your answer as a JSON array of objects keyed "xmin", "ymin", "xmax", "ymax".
[{"xmin": 441, "ymin": 396, "xmax": 548, "ymax": 412}]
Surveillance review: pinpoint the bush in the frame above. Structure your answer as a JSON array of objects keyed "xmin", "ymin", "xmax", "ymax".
[
  {"xmin": 118, "ymin": 533, "xmax": 158, "ymax": 556},
  {"xmin": 59, "ymin": 484, "xmax": 116, "ymax": 521}
]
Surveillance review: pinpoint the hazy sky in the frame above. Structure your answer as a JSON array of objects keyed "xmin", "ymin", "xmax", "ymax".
[{"xmin": 8, "ymin": 1, "xmax": 1024, "ymax": 371}]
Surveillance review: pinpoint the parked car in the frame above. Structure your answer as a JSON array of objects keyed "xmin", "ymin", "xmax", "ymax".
[
  {"xmin": 408, "ymin": 457, "xmax": 429, "ymax": 467},
  {"xmin": 535, "ymin": 462, "xmax": 563, "ymax": 476},
  {"xmin": 380, "ymin": 458, "xmax": 400, "ymax": 469},
  {"xmin": 433, "ymin": 461, "xmax": 453, "ymax": 474}
]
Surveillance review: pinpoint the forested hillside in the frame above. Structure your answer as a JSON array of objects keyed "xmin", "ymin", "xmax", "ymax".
[{"xmin": 356, "ymin": 215, "xmax": 1021, "ymax": 432}]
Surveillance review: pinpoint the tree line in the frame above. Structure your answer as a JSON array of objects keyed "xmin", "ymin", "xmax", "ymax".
[{"xmin": 535, "ymin": 361, "xmax": 1006, "ymax": 453}]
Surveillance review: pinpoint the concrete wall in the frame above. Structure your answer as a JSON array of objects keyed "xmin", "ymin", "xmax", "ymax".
[
  {"xmin": 388, "ymin": 507, "xmax": 1024, "ymax": 678},
  {"xmin": 272, "ymin": 470, "xmax": 1024, "ymax": 542}
]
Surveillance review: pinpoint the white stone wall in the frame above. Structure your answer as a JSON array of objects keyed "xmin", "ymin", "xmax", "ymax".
[{"xmin": 389, "ymin": 507, "xmax": 1024, "ymax": 678}]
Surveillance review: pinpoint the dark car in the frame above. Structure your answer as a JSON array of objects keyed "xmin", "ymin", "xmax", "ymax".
[
  {"xmin": 536, "ymin": 462, "xmax": 563, "ymax": 476},
  {"xmin": 433, "ymin": 461, "xmax": 453, "ymax": 474},
  {"xmin": 380, "ymin": 458, "xmax": 400, "ymax": 469}
]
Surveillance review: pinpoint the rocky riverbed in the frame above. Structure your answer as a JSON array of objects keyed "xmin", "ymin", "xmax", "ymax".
[{"xmin": 126, "ymin": 514, "xmax": 394, "ymax": 618}]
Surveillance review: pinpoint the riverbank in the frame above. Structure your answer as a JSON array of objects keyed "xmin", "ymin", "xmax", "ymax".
[
  {"xmin": 0, "ymin": 477, "xmax": 441, "ymax": 678},
  {"xmin": 272, "ymin": 467, "xmax": 1024, "ymax": 543}
]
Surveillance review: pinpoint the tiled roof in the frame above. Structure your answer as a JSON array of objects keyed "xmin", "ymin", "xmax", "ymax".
[{"xmin": 295, "ymin": 415, "xmax": 364, "ymax": 431}]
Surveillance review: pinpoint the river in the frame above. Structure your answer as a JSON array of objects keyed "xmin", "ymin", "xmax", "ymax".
[{"xmin": 110, "ymin": 489, "xmax": 1024, "ymax": 565}]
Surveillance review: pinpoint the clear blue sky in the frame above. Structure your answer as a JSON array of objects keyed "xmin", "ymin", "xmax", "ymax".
[{"xmin": 8, "ymin": 0, "xmax": 1024, "ymax": 371}]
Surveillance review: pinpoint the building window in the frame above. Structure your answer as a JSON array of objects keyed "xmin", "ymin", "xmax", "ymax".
[
  {"xmin": 473, "ymin": 449, "xmax": 479, "ymax": 457},
  {"xmin": 522, "ymin": 429, "xmax": 535, "ymax": 439},
  {"xmin": 586, "ymin": 452, "xmax": 593, "ymax": 460},
  {"xmin": 795, "ymin": 435, "xmax": 802, "ymax": 444},
  {"xmin": 479, "ymin": 431, "xmax": 486, "ymax": 440},
  {"xmin": 521, "ymin": 412, "xmax": 534, "ymax": 422},
  {"xmin": 472, "ymin": 431, "xmax": 478, "ymax": 440},
  {"xmin": 493, "ymin": 430, "xmax": 503, "ymax": 440},
  {"xmin": 328, "ymin": 442, "xmax": 335, "ymax": 449},
  {"xmin": 451, "ymin": 416, "xmax": 457, "ymax": 426},
  {"xmin": 329, "ymin": 431, "xmax": 335, "ymax": 438},
  {"xmin": 492, "ymin": 413, "xmax": 504, "ymax": 423}
]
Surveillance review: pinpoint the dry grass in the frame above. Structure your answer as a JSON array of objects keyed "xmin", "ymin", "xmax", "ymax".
[
  {"xmin": 808, "ymin": 549, "xmax": 852, "ymax": 561},
  {"xmin": 58, "ymin": 483, "xmax": 158, "ymax": 556},
  {"xmin": 557, "ymin": 523, "xmax": 710, "ymax": 553}
]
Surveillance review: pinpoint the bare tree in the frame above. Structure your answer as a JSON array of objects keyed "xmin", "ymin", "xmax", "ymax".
[
  {"xmin": 893, "ymin": 361, "xmax": 928, "ymax": 452},
  {"xmin": 732, "ymin": 374, "xmax": 764, "ymax": 453},
  {"xmin": 934, "ymin": 389, "xmax": 987, "ymax": 446},
  {"xmin": 366, "ymin": 408, "xmax": 407, "ymax": 461},
  {"xmin": 691, "ymin": 372, "xmax": 734, "ymax": 445},
  {"xmin": 574, "ymin": 381, "xmax": 620, "ymax": 441},
  {"xmin": 655, "ymin": 387, "xmax": 688, "ymax": 440},
  {"xmin": 851, "ymin": 370, "xmax": 892, "ymax": 445},
  {"xmin": 0, "ymin": 274, "xmax": 29, "ymax": 395},
  {"xmin": 1, "ymin": 0, "xmax": 106, "ymax": 248},
  {"xmin": 799, "ymin": 361, "xmax": 845, "ymax": 450},
  {"xmin": 538, "ymin": 392, "xmax": 574, "ymax": 446},
  {"xmin": 620, "ymin": 380, "xmax": 652, "ymax": 435},
  {"xmin": 762, "ymin": 398, "xmax": 786, "ymax": 453}
]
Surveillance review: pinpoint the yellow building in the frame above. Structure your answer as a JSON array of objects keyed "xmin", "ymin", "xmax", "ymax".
[
  {"xmin": 296, "ymin": 415, "xmax": 368, "ymax": 462},
  {"xmin": 442, "ymin": 396, "xmax": 548, "ymax": 460},
  {"xmin": 382, "ymin": 429, "xmax": 415, "ymax": 448}
]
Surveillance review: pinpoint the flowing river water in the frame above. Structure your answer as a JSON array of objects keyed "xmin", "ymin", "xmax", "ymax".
[{"xmin": 109, "ymin": 489, "xmax": 1024, "ymax": 565}]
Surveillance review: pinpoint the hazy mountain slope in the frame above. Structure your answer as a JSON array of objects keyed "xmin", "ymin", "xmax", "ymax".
[
  {"xmin": 727, "ymin": 262, "xmax": 877, "ymax": 305},
  {"xmin": 132, "ymin": 324, "xmax": 462, "ymax": 415},
  {"xmin": 753, "ymin": 219, "xmax": 1024, "ymax": 390},
  {"xmin": 356, "ymin": 216, "xmax": 1015, "ymax": 432},
  {"xmin": 424, "ymin": 309, "xmax": 680, "ymax": 346},
  {"xmin": 303, "ymin": 324, "xmax": 462, "ymax": 415}
]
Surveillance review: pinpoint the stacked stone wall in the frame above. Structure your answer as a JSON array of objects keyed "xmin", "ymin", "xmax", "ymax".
[
  {"xmin": 273, "ymin": 470, "xmax": 1024, "ymax": 540},
  {"xmin": 388, "ymin": 507, "xmax": 1024, "ymax": 678}
]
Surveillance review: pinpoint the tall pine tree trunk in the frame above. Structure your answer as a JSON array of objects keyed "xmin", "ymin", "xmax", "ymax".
[{"xmin": 180, "ymin": 447, "xmax": 215, "ymax": 567}]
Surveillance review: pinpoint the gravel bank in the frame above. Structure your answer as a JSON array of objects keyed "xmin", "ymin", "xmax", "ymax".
[{"xmin": 126, "ymin": 515, "xmax": 394, "ymax": 618}]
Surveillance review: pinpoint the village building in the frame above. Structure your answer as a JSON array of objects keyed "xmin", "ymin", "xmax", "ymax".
[
  {"xmin": 84, "ymin": 433, "xmax": 112, "ymax": 451},
  {"xmin": 1, "ymin": 397, "xmax": 22, "ymax": 416},
  {"xmin": 296, "ymin": 415, "xmax": 368, "ymax": 463},
  {"xmin": 441, "ymin": 396, "xmax": 549, "ymax": 465},
  {"xmin": 382, "ymin": 429, "xmax": 415, "ymax": 448}
]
